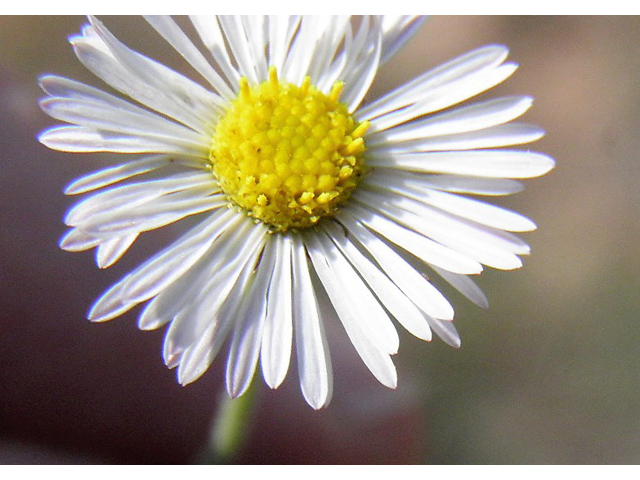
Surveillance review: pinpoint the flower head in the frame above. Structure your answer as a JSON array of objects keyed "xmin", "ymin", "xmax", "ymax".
[{"xmin": 39, "ymin": 16, "xmax": 554, "ymax": 409}]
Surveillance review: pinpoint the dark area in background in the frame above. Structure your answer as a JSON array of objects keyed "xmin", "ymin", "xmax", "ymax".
[{"xmin": 1, "ymin": 16, "xmax": 639, "ymax": 464}]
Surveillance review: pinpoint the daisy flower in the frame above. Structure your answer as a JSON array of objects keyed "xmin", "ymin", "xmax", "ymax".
[{"xmin": 39, "ymin": 16, "xmax": 554, "ymax": 409}]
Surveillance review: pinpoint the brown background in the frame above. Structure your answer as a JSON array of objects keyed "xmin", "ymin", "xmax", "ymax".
[{"xmin": 1, "ymin": 16, "xmax": 639, "ymax": 464}]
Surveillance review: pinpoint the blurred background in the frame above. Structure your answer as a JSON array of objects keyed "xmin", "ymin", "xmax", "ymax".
[{"xmin": 1, "ymin": 16, "xmax": 639, "ymax": 464}]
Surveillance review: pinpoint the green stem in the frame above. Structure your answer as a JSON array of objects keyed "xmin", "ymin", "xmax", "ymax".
[{"xmin": 202, "ymin": 382, "xmax": 258, "ymax": 464}]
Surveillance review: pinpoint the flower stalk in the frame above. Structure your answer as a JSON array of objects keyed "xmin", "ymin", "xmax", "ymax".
[{"xmin": 202, "ymin": 382, "xmax": 258, "ymax": 464}]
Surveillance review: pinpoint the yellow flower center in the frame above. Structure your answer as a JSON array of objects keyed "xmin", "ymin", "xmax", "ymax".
[{"xmin": 210, "ymin": 66, "xmax": 369, "ymax": 232}]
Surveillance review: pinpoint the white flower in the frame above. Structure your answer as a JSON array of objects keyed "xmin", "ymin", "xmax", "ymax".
[{"xmin": 39, "ymin": 15, "xmax": 554, "ymax": 409}]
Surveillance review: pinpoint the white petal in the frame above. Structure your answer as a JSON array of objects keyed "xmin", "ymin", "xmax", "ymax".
[
  {"xmin": 367, "ymin": 150, "xmax": 556, "ymax": 179},
  {"xmin": 366, "ymin": 170, "xmax": 524, "ymax": 197},
  {"xmin": 175, "ymin": 226, "xmax": 267, "ymax": 385},
  {"xmin": 345, "ymin": 201, "xmax": 482, "ymax": 275},
  {"xmin": 375, "ymin": 63, "xmax": 518, "ymax": 130},
  {"xmin": 189, "ymin": 15, "xmax": 240, "ymax": 88},
  {"xmin": 267, "ymin": 15, "xmax": 302, "ymax": 74},
  {"xmin": 431, "ymin": 266, "xmax": 489, "ymax": 309},
  {"xmin": 307, "ymin": 231, "xmax": 399, "ymax": 355},
  {"xmin": 59, "ymin": 228, "xmax": 100, "ymax": 252},
  {"xmin": 162, "ymin": 262, "xmax": 238, "ymax": 361},
  {"xmin": 39, "ymin": 125, "xmax": 206, "ymax": 156},
  {"xmin": 305, "ymin": 16, "xmax": 351, "ymax": 86},
  {"xmin": 144, "ymin": 15, "xmax": 235, "ymax": 100},
  {"xmin": 368, "ymin": 123, "xmax": 545, "ymax": 154},
  {"xmin": 305, "ymin": 232, "xmax": 398, "ymax": 388},
  {"xmin": 175, "ymin": 261, "xmax": 251, "ymax": 385},
  {"xmin": 139, "ymin": 216, "xmax": 260, "ymax": 334},
  {"xmin": 364, "ymin": 173, "xmax": 537, "ymax": 232},
  {"xmin": 38, "ymin": 74, "xmax": 211, "ymax": 144},
  {"xmin": 64, "ymin": 155, "xmax": 177, "ymax": 195},
  {"xmin": 65, "ymin": 172, "xmax": 213, "ymax": 227},
  {"xmin": 427, "ymin": 316, "xmax": 461, "ymax": 348},
  {"xmin": 357, "ymin": 186, "xmax": 531, "ymax": 255},
  {"xmin": 341, "ymin": 17, "xmax": 382, "ymax": 112},
  {"xmin": 242, "ymin": 16, "xmax": 269, "ymax": 81},
  {"xmin": 368, "ymin": 95, "xmax": 533, "ymax": 141},
  {"xmin": 337, "ymin": 211, "xmax": 455, "ymax": 321},
  {"xmin": 260, "ymin": 234, "xmax": 294, "ymax": 389},
  {"xmin": 96, "ymin": 233, "xmax": 138, "ymax": 269},
  {"xmin": 291, "ymin": 235, "xmax": 333, "ymax": 410},
  {"xmin": 77, "ymin": 191, "xmax": 224, "ymax": 238},
  {"xmin": 217, "ymin": 15, "xmax": 263, "ymax": 84},
  {"xmin": 88, "ymin": 209, "xmax": 234, "ymax": 322},
  {"xmin": 71, "ymin": 39, "xmax": 201, "ymax": 131},
  {"xmin": 282, "ymin": 16, "xmax": 330, "ymax": 85},
  {"xmin": 379, "ymin": 15, "xmax": 426, "ymax": 65},
  {"xmin": 357, "ymin": 44, "xmax": 511, "ymax": 121},
  {"xmin": 73, "ymin": 20, "xmax": 220, "ymax": 133},
  {"xmin": 40, "ymin": 96, "xmax": 209, "ymax": 150},
  {"xmin": 323, "ymin": 221, "xmax": 432, "ymax": 341},
  {"xmin": 354, "ymin": 190, "xmax": 526, "ymax": 270},
  {"xmin": 225, "ymin": 238, "xmax": 277, "ymax": 398},
  {"xmin": 121, "ymin": 208, "xmax": 234, "ymax": 304},
  {"xmin": 175, "ymin": 321, "xmax": 221, "ymax": 383},
  {"xmin": 87, "ymin": 16, "xmax": 225, "ymax": 117}
]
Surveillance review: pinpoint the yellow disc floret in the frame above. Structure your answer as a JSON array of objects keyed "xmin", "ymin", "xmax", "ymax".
[{"xmin": 210, "ymin": 67, "xmax": 369, "ymax": 232}]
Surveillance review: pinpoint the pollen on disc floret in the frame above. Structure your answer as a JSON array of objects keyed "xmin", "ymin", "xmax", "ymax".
[{"xmin": 210, "ymin": 66, "xmax": 369, "ymax": 233}]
